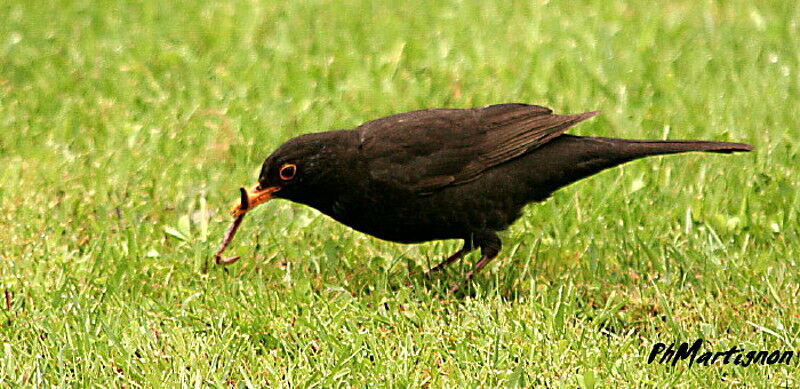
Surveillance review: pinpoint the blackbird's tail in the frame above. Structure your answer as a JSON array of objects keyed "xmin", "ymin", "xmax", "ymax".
[
  {"xmin": 591, "ymin": 137, "xmax": 754, "ymax": 157},
  {"xmin": 524, "ymin": 135, "xmax": 754, "ymax": 199}
]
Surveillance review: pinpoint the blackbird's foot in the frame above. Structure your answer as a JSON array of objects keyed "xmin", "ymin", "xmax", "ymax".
[
  {"xmin": 447, "ymin": 234, "xmax": 500, "ymax": 293},
  {"xmin": 426, "ymin": 246, "xmax": 470, "ymax": 274},
  {"xmin": 448, "ymin": 253, "xmax": 499, "ymax": 293}
]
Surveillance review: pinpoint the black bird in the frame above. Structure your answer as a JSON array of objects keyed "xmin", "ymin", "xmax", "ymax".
[{"xmin": 223, "ymin": 104, "xmax": 753, "ymax": 292}]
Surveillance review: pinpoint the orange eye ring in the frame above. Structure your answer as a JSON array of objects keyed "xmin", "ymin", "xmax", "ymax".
[{"xmin": 279, "ymin": 163, "xmax": 297, "ymax": 181}]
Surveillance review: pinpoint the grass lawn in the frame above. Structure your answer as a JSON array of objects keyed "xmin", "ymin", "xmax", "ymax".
[{"xmin": 1, "ymin": 0, "xmax": 798, "ymax": 386}]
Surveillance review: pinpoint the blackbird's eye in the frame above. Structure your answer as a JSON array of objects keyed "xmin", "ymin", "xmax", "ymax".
[{"xmin": 279, "ymin": 163, "xmax": 297, "ymax": 181}]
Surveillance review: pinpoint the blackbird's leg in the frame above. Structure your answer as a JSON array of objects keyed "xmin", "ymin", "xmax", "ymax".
[
  {"xmin": 426, "ymin": 240, "xmax": 474, "ymax": 274},
  {"xmin": 449, "ymin": 232, "xmax": 501, "ymax": 293}
]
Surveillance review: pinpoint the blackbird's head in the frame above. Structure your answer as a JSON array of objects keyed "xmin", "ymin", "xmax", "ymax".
[
  {"xmin": 258, "ymin": 134, "xmax": 333, "ymax": 198},
  {"xmin": 231, "ymin": 131, "xmax": 350, "ymax": 216}
]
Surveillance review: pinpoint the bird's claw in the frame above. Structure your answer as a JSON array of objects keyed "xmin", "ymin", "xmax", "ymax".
[{"xmin": 448, "ymin": 282, "xmax": 463, "ymax": 294}]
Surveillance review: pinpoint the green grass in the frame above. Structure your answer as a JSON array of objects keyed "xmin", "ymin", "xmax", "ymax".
[{"xmin": 1, "ymin": 0, "xmax": 798, "ymax": 386}]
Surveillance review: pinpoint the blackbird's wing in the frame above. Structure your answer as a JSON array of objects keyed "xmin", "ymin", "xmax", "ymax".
[{"xmin": 359, "ymin": 103, "xmax": 599, "ymax": 193}]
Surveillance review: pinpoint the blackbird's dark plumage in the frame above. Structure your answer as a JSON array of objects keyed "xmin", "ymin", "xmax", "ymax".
[{"xmin": 253, "ymin": 104, "xmax": 753, "ymax": 291}]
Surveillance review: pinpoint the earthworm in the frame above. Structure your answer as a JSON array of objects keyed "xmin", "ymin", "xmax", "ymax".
[{"xmin": 213, "ymin": 187, "xmax": 249, "ymax": 265}]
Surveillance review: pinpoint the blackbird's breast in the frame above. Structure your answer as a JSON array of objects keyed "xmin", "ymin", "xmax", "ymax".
[{"xmin": 321, "ymin": 165, "xmax": 530, "ymax": 244}]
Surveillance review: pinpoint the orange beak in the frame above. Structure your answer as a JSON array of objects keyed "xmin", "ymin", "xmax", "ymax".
[{"xmin": 230, "ymin": 185, "xmax": 280, "ymax": 217}]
